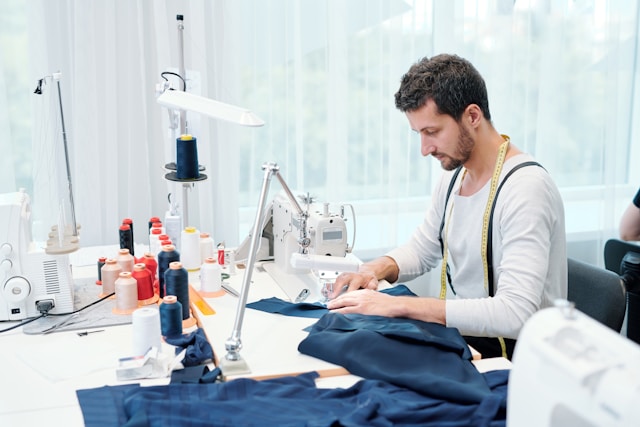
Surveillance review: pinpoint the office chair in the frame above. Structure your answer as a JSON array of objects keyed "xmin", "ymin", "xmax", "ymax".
[
  {"xmin": 604, "ymin": 238, "xmax": 640, "ymax": 274},
  {"xmin": 603, "ymin": 239, "xmax": 640, "ymax": 343},
  {"xmin": 567, "ymin": 257, "xmax": 626, "ymax": 332}
]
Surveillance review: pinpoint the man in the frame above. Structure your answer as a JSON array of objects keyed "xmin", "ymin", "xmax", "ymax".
[
  {"xmin": 620, "ymin": 187, "xmax": 640, "ymax": 241},
  {"xmin": 327, "ymin": 54, "xmax": 567, "ymax": 359}
]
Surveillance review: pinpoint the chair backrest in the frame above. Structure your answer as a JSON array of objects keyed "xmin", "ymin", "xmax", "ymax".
[
  {"xmin": 567, "ymin": 257, "xmax": 626, "ymax": 332},
  {"xmin": 604, "ymin": 238, "xmax": 640, "ymax": 274}
]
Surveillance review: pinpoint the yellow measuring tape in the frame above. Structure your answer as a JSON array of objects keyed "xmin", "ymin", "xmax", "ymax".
[{"xmin": 440, "ymin": 135, "xmax": 511, "ymax": 358}]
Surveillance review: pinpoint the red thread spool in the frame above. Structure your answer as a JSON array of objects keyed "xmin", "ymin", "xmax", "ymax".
[
  {"xmin": 141, "ymin": 252, "xmax": 158, "ymax": 283},
  {"xmin": 132, "ymin": 263, "xmax": 158, "ymax": 305}
]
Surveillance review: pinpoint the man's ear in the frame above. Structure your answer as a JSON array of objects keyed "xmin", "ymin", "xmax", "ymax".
[{"xmin": 465, "ymin": 104, "xmax": 482, "ymax": 127}]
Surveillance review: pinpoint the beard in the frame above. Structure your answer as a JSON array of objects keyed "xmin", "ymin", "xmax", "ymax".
[{"xmin": 438, "ymin": 124, "xmax": 474, "ymax": 171}]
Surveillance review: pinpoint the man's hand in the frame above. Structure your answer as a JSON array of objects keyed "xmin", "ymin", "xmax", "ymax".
[
  {"xmin": 327, "ymin": 270, "xmax": 379, "ymax": 299},
  {"xmin": 326, "ymin": 288, "xmax": 395, "ymax": 316}
]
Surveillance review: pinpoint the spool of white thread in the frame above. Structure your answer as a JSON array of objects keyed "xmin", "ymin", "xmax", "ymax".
[
  {"xmin": 199, "ymin": 232, "xmax": 215, "ymax": 264},
  {"xmin": 131, "ymin": 307, "xmax": 161, "ymax": 357},
  {"xmin": 200, "ymin": 257, "xmax": 222, "ymax": 295},
  {"xmin": 181, "ymin": 226, "xmax": 200, "ymax": 271},
  {"xmin": 149, "ymin": 228, "xmax": 162, "ymax": 255}
]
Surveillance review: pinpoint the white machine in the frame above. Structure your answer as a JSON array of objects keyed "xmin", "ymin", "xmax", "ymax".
[
  {"xmin": 508, "ymin": 300, "xmax": 640, "ymax": 426},
  {"xmin": 0, "ymin": 190, "xmax": 74, "ymax": 321},
  {"xmin": 235, "ymin": 190, "xmax": 358, "ymax": 303}
]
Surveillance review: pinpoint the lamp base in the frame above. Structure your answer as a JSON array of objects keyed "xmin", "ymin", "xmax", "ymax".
[{"xmin": 219, "ymin": 354, "xmax": 251, "ymax": 376}]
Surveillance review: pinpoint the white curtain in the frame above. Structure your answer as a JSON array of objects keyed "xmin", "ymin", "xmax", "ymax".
[{"xmin": 4, "ymin": 0, "xmax": 636, "ymax": 266}]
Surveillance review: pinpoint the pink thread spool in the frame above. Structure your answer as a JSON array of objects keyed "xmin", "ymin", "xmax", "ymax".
[
  {"xmin": 132, "ymin": 263, "xmax": 158, "ymax": 305},
  {"xmin": 113, "ymin": 271, "xmax": 138, "ymax": 315},
  {"xmin": 117, "ymin": 248, "xmax": 135, "ymax": 272},
  {"xmin": 100, "ymin": 258, "xmax": 121, "ymax": 297}
]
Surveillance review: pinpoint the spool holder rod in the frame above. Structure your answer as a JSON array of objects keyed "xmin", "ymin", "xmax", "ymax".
[{"xmin": 54, "ymin": 73, "xmax": 78, "ymax": 237}]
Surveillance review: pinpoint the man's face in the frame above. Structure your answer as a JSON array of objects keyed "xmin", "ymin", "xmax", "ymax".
[{"xmin": 406, "ymin": 99, "xmax": 474, "ymax": 171}]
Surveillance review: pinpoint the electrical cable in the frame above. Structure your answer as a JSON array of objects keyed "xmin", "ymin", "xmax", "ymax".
[
  {"xmin": 0, "ymin": 314, "xmax": 46, "ymax": 333},
  {"xmin": 0, "ymin": 291, "xmax": 116, "ymax": 334},
  {"xmin": 161, "ymin": 71, "xmax": 186, "ymax": 91},
  {"xmin": 46, "ymin": 291, "xmax": 115, "ymax": 316}
]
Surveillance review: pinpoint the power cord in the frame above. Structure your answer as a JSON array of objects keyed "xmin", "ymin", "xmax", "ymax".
[{"xmin": 0, "ymin": 292, "xmax": 115, "ymax": 334}]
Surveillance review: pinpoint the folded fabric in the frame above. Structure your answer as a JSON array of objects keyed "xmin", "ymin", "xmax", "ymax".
[
  {"xmin": 246, "ymin": 284, "xmax": 417, "ymax": 318},
  {"xmin": 76, "ymin": 370, "xmax": 509, "ymax": 427},
  {"xmin": 164, "ymin": 328, "xmax": 214, "ymax": 367},
  {"xmin": 298, "ymin": 312, "xmax": 491, "ymax": 404}
]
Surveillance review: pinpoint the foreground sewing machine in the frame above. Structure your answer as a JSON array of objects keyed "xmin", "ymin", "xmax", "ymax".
[
  {"xmin": 0, "ymin": 190, "xmax": 74, "ymax": 320},
  {"xmin": 509, "ymin": 300, "xmax": 640, "ymax": 426}
]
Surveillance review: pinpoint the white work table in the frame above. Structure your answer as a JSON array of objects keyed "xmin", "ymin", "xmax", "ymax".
[{"xmin": 0, "ymin": 251, "xmax": 510, "ymax": 427}]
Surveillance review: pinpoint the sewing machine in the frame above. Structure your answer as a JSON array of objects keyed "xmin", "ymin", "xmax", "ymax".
[
  {"xmin": 235, "ymin": 190, "xmax": 358, "ymax": 303},
  {"xmin": 508, "ymin": 301, "xmax": 640, "ymax": 426},
  {"xmin": 0, "ymin": 190, "xmax": 74, "ymax": 321}
]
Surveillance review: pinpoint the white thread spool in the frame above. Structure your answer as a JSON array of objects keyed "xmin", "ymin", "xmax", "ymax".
[
  {"xmin": 200, "ymin": 257, "xmax": 222, "ymax": 296},
  {"xmin": 149, "ymin": 228, "xmax": 162, "ymax": 256},
  {"xmin": 113, "ymin": 271, "xmax": 138, "ymax": 315},
  {"xmin": 199, "ymin": 232, "xmax": 215, "ymax": 264},
  {"xmin": 180, "ymin": 226, "xmax": 200, "ymax": 271},
  {"xmin": 131, "ymin": 307, "xmax": 161, "ymax": 356}
]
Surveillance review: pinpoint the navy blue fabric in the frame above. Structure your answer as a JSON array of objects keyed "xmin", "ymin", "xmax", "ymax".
[
  {"xmin": 298, "ymin": 312, "xmax": 489, "ymax": 404},
  {"xmin": 76, "ymin": 370, "xmax": 508, "ymax": 427},
  {"xmin": 164, "ymin": 327, "xmax": 214, "ymax": 367},
  {"xmin": 246, "ymin": 284, "xmax": 417, "ymax": 318}
]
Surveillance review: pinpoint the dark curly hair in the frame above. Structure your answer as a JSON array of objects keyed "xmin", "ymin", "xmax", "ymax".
[{"xmin": 394, "ymin": 54, "xmax": 491, "ymax": 122}]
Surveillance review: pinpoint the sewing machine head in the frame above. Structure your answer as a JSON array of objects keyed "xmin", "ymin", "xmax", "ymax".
[
  {"xmin": 0, "ymin": 190, "xmax": 74, "ymax": 320},
  {"xmin": 271, "ymin": 192, "xmax": 349, "ymax": 275}
]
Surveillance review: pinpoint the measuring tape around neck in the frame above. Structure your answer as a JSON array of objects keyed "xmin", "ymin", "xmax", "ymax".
[{"xmin": 440, "ymin": 135, "xmax": 510, "ymax": 298}]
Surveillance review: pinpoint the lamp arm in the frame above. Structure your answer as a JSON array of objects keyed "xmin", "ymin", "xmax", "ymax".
[
  {"xmin": 273, "ymin": 170, "xmax": 310, "ymax": 254},
  {"xmin": 222, "ymin": 161, "xmax": 311, "ymax": 370},
  {"xmin": 223, "ymin": 162, "xmax": 278, "ymax": 362}
]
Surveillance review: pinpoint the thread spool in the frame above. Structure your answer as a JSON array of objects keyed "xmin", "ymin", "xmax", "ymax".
[
  {"xmin": 217, "ymin": 242, "xmax": 225, "ymax": 266},
  {"xmin": 151, "ymin": 221, "xmax": 165, "ymax": 238},
  {"xmin": 117, "ymin": 248, "xmax": 135, "ymax": 273},
  {"xmin": 131, "ymin": 307, "xmax": 161, "ymax": 357},
  {"xmin": 132, "ymin": 263, "xmax": 158, "ymax": 305},
  {"xmin": 121, "ymin": 218, "xmax": 135, "ymax": 256},
  {"xmin": 141, "ymin": 252, "xmax": 158, "ymax": 283},
  {"xmin": 199, "ymin": 232, "xmax": 215, "ymax": 264},
  {"xmin": 149, "ymin": 228, "xmax": 162, "ymax": 256},
  {"xmin": 119, "ymin": 224, "xmax": 134, "ymax": 257},
  {"xmin": 96, "ymin": 256, "xmax": 107, "ymax": 285},
  {"xmin": 176, "ymin": 134, "xmax": 200, "ymax": 179},
  {"xmin": 180, "ymin": 227, "xmax": 200, "ymax": 271},
  {"xmin": 148, "ymin": 216, "xmax": 161, "ymax": 233},
  {"xmin": 159, "ymin": 295, "xmax": 183, "ymax": 337},
  {"xmin": 100, "ymin": 258, "xmax": 121, "ymax": 297},
  {"xmin": 165, "ymin": 262, "xmax": 190, "ymax": 320},
  {"xmin": 113, "ymin": 271, "xmax": 138, "ymax": 315},
  {"xmin": 157, "ymin": 244, "xmax": 180, "ymax": 298},
  {"xmin": 199, "ymin": 257, "xmax": 224, "ymax": 297}
]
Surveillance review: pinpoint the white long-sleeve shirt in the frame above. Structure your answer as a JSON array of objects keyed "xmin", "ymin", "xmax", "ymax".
[{"xmin": 386, "ymin": 153, "xmax": 567, "ymax": 339}]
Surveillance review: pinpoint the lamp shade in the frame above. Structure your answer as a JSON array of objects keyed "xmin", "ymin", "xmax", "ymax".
[{"xmin": 157, "ymin": 89, "xmax": 265, "ymax": 127}]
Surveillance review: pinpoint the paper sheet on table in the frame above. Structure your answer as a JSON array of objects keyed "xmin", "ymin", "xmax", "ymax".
[{"xmin": 15, "ymin": 335, "xmax": 121, "ymax": 382}]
